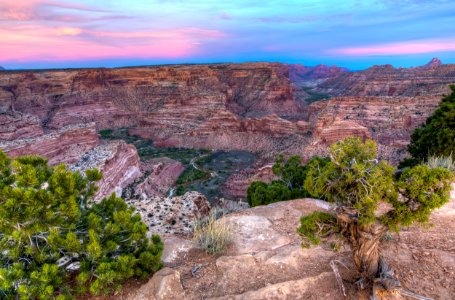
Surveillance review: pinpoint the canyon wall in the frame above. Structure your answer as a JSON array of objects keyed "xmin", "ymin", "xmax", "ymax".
[{"xmin": 1, "ymin": 61, "xmax": 454, "ymax": 166}]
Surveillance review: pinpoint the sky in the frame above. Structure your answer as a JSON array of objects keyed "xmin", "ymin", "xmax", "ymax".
[{"xmin": 1, "ymin": 0, "xmax": 455, "ymax": 70}]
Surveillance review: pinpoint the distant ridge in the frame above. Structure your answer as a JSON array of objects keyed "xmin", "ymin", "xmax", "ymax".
[
  {"xmin": 422, "ymin": 57, "xmax": 443, "ymax": 68},
  {"xmin": 0, "ymin": 66, "xmax": 4, "ymax": 70}
]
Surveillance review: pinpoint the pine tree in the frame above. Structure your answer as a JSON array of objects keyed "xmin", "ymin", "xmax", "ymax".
[{"xmin": 0, "ymin": 151, "xmax": 163, "ymax": 299}]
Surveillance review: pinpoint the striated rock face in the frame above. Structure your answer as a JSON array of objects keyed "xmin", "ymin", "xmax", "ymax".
[
  {"xmin": 69, "ymin": 140, "xmax": 142, "ymax": 201},
  {"xmin": 133, "ymin": 158, "xmax": 185, "ymax": 199},
  {"xmin": 1, "ymin": 61, "xmax": 454, "ymax": 164},
  {"xmin": 308, "ymin": 96, "xmax": 441, "ymax": 162},
  {"xmin": 316, "ymin": 58, "xmax": 455, "ymax": 97},
  {"xmin": 221, "ymin": 164, "xmax": 276, "ymax": 199},
  {"xmin": 0, "ymin": 111, "xmax": 43, "ymax": 141},
  {"xmin": 289, "ymin": 63, "xmax": 349, "ymax": 85},
  {"xmin": 0, "ymin": 123, "xmax": 98, "ymax": 165}
]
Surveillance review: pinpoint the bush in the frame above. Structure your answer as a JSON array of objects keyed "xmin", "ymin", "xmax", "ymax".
[
  {"xmin": 176, "ymin": 166, "xmax": 209, "ymax": 185},
  {"xmin": 297, "ymin": 212, "xmax": 337, "ymax": 246},
  {"xmin": 0, "ymin": 151, "xmax": 163, "ymax": 299},
  {"xmin": 246, "ymin": 156, "xmax": 329, "ymax": 207},
  {"xmin": 193, "ymin": 210, "xmax": 232, "ymax": 255},
  {"xmin": 404, "ymin": 85, "xmax": 455, "ymax": 164}
]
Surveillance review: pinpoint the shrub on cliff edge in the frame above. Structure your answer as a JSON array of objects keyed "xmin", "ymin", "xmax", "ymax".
[
  {"xmin": 402, "ymin": 85, "xmax": 455, "ymax": 167},
  {"xmin": 302, "ymin": 137, "xmax": 453, "ymax": 296},
  {"xmin": 246, "ymin": 155, "xmax": 329, "ymax": 207},
  {"xmin": 0, "ymin": 151, "xmax": 163, "ymax": 299}
]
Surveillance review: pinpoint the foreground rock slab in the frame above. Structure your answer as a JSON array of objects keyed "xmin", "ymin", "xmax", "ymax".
[{"xmin": 128, "ymin": 268, "xmax": 185, "ymax": 300}]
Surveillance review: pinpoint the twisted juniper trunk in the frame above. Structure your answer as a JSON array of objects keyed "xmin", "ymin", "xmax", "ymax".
[{"xmin": 337, "ymin": 208, "xmax": 388, "ymax": 281}]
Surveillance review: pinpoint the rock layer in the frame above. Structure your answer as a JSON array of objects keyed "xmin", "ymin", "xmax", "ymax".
[
  {"xmin": 69, "ymin": 140, "xmax": 142, "ymax": 201},
  {"xmin": 0, "ymin": 123, "xmax": 98, "ymax": 165}
]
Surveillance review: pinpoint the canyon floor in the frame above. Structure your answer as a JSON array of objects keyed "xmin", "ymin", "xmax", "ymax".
[{"xmin": 85, "ymin": 185, "xmax": 455, "ymax": 300}]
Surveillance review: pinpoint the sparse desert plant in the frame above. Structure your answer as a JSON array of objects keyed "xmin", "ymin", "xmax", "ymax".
[
  {"xmin": 425, "ymin": 154, "xmax": 454, "ymax": 172},
  {"xmin": 0, "ymin": 151, "xmax": 163, "ymax": 299},
  {"xmin": 193, "ymin": 210, "xmax": 232, "ymax": 255},
  {"xmin": 303, "ymin": 137, "xmax": 453, "ymax": 297}
]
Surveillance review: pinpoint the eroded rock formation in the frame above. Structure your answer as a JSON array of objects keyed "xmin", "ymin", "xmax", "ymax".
[
  {"xmin": 0, "ymin": 123, "xmax": 98, "ymax": 165},
  {"xmin": 69, "ymin": 140, "xmax": 142, "ymax": 201},
  {"xmin": 2, "ymin": 61, "xmax": 453, "ymax": 163}
]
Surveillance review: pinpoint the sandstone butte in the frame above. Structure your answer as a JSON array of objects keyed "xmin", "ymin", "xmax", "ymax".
[{"xmin": 1, "ymin": 59, "xmax": 455, "ymax": 299}]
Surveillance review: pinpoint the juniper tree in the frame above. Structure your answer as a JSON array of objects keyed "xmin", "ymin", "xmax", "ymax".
[
  {"xmin": 0, "ymin": 151, "xmax": 163, "ymax": 299},
  {"xmin": 303, "ymin": 137, "xmax": 453, "ymax": 292}
]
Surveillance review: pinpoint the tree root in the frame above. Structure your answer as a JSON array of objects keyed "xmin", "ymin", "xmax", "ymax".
[
  {"xmin": 371, "ymin": 259, "xmax": 434, "ymax": 300},
  {"xmin": 330, "ymin": 260, "xmax": 347, "ymax": 298}
]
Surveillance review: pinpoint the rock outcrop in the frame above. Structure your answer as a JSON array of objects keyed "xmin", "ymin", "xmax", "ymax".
[
  {"xmin": 119, "ymin": 189, "xmax": 455, "ymax": 300},
  {"xmin": 0, "ymin": 111, "xmax": 43, "ymax": 141},
  {"xmin": 308, "ymin": 96, "xmax": 441, "ymax": 162},
  {"xmin": 134, "ymin": 158, "xmax": 185, "ymax": 198},
  {"xmin": 69, "ymin": 140, "xmax": 142, "ymax": 201},
  {"xmin": 0, "ymin": 123, "xmax": 99, "ymax": 165}
]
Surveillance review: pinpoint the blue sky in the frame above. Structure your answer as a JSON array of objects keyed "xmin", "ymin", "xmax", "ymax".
[{"xmin": 1, "ymin": 0, "xmax": 455, "ymax": 69}]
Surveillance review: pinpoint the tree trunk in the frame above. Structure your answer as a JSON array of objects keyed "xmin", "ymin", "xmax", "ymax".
[{"xmin": 337, "ymin": 207, "xmax": 388, "ymax": 281}]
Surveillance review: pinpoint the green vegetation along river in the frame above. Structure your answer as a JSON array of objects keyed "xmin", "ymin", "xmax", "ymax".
[{"xmin": 99, "ymin": 129, "xmax": 257, "ymax": 201}]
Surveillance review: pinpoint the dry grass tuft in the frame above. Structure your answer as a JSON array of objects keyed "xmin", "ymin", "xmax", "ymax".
[
  {"xmin": 193, "ymin": 210, "xmax": 232, "ymax": 255},
  {"xmin": 425, "ymin": 154, "xmax": 455, "ymax": 172}
]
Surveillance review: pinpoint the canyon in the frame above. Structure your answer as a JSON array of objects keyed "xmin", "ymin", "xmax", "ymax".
[
  {"xmin": 1, "ymin": 59, "xmax": 454, "ymax": 200},
  {"xmin": 1, "ymin": 59, "xmax": 455, "ymax": 299}
]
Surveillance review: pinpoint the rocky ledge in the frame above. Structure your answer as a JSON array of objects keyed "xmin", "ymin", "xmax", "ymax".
[{"xmin": 115, "ymin": 189, "xmax": 455, "ymax": 300}]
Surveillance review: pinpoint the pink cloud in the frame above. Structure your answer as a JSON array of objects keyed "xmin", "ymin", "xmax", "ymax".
[
  {"xmin": 0, "ymin": 24, "xmax": 227, "ymax": 62},
  {"xmin": 0, "ymin": 0, "xmax": 117, "ymax": 22},
  {"xmin": 330, "ymin": 39, "xmax": 455, "ymax": 56}
]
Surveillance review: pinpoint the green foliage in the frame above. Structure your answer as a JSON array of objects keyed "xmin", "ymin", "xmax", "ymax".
[
  {"xmin": 384, "ymin": 165, "xmax": 453, "ymax": 230},
  {"xmin": 303, "ymin": 137, "xmax": 453, "ymax": 228},
  {"xmin": 98, "ymin": 129, "xmax": 113, "ymax": 139},
  {"xmin": 304, "ymin": 137, "xmax": 397, "ymax": 224},
  {"xmin": 406, "ymin": 85, "xmax": 455, "ymax": 162},
  {"xmin": 176, "ymin": 166, "xmax": 210, "ymax": 185},
  {"xmin": 297, "ymin": 212, "xmax": 337, "ymax": 246},
  {"xmin": 0, "ymin": 151, "xmax": 163, "ymax": 299},
  {"xmin": 247, "ymin": 156, "xmax": 329, "ymax": 207}
]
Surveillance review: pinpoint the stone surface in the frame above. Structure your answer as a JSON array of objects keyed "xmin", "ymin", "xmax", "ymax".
[
  {"xmin": 128, "ymin": 268, "xmax": 185, "ymax": 300},
  {"xmin": 210, "ymin": 272, "xmax": 341, "ymax": 300},
  {"xmin": 130, "ymin": 191, "xmax": 211, "ymax": 235},
  {"xmin": 161, "ymin": 235, "xmax": 195, "ymax": 265},
  {"xmin": 223, "ymin": 215, "xmax": 292, "ymax": 254}
]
